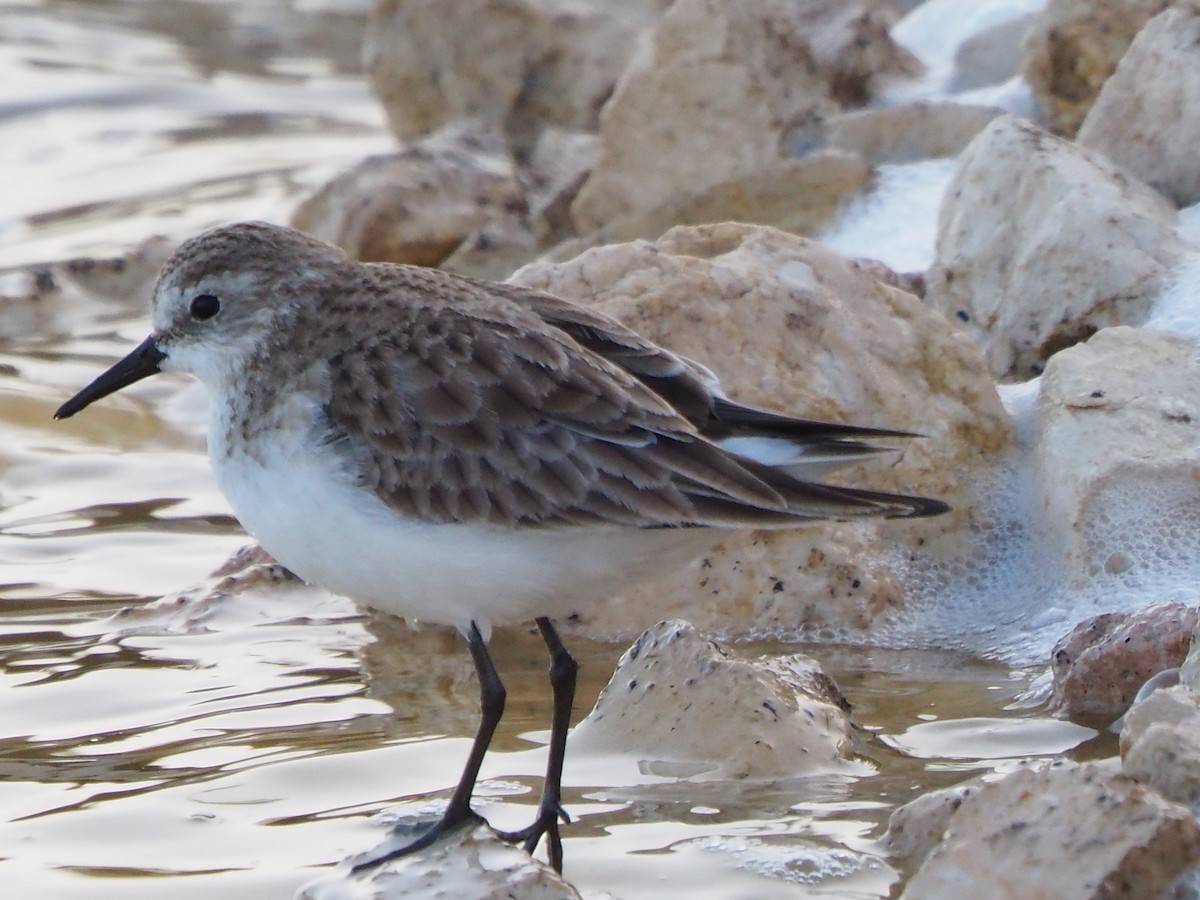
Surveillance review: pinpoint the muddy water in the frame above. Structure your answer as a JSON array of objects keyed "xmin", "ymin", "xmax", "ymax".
[{"xmin": 0, "ymin": 3, "xmax": 1103, "ymax": 898}]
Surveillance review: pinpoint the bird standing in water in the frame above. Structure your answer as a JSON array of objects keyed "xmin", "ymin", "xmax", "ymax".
[{"xmin": 56, "ymin": 222, "xmax": 946, "ymax": 871}]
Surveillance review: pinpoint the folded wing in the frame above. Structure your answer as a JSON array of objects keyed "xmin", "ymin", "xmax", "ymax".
[{"xmin": 324, "ymin": 279, "xmax": 947, "ymax": 528}]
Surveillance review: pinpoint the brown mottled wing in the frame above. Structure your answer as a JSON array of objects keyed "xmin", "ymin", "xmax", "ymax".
[
  {"xmin": 324, "ymin": 297, "xmax": 920, "ymax": 528},
  {"xmin": 496, "ymin": 283, "xmax": 924, "ymax": 449},
  {"xmin": 490, "ymin": 282, "xmax": 721, "ymax": 424}
]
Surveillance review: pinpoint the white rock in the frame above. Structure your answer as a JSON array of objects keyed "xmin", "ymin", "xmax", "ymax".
[
  {"xmin": 882, "ymin": 781, "xmax": 980, "ymax": 865},
  {"xmin": 1034, "ymin": 327, "xmax": 1200, "ymax": 585},
  {"xmin": 901, "ymin": 760, "xmax": 1200, "ymax": 899},
  {"xmin": 948, "ymin": 13, "xmax": 1032, "ymax": 93},
  {"xmin": 362, "ymin": 0, "xmax": 666, "ymax": 149},
  {"xmin": 1121, "ymin": 683, "xmax": 1200, "ymax": 746},
  {"xmin": 1078, "ymin": 7, "xmax": 1200, "ymax": 207},
  {"xmin": 570, "ymin": 620, "xmax": 861, "ymax": 779},
  {"xmin": 512, "ymin": 223, "xmax": 1011, "ymax": 637},
  {"xmin": 1120, "ymin": 682, "xmax": 1200, "ymax": 818},
  {"xmin": 571, "ymin": 0, "xmax": 833, "ymax": 230},
  {"xmin": 926, "ymin": 115, "xmax": 1187, "ymax": 380},
  {"xmin": 296, "ymin": 822, "xmax": 584, "ymax": 900}
]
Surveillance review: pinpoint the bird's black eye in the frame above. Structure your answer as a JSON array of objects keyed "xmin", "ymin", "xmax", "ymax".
[{"xmin": 190, "ymin": 293, "xmax": 221, "ymax": 321}]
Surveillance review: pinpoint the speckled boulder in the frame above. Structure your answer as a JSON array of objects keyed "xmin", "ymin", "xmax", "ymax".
[
  {"xmin": 1121, "ymin": 684, "xmax": 1200, "ymax": 815},
  {"xmin": 297, "ymin": 821, "xmax": 584, "ymax": 900},
  {"xmin": 363, "ymin": 0, "xmax": 666, "ymax": 149},
  {"xmin": 1020, "ymin": 0, "xmax": 1174, "ymax": 136},
  {"xmin": 1078, "ymin": 7, "xmax": 1200, "ymax": 207},
  {"xmin": 571, "ymin": 0, "xmax": 834, "ymax": 230},
  {"xmin": 570, "ymin": 620, "xmax": 862, "ymax": 779},
  {"xmin": 512, "ymin": 223, "xmax": 1011, "ymax": 638},
  {"xmin": 1049, "ymin": 602, "xmax": 1198, "ymax": 727},
  {"xmin": 926, "ymin": 115, "xmax": 1187, "ymax": 381},
  {"xmin": 883, "ymin": 781, "xmax": 981, "ymax": 866},
  {"xmin": 291, "ymin": 122, "xmax": 535, "ymax": 277},
  {"xmin": 901, "ymin": 760, "xmax": 1200, "ymax": 899},
  {"xmin": 1034, "ymin": 327, "xmax": 1200, "ymax": 588}
]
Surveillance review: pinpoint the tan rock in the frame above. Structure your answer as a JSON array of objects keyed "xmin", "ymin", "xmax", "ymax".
[
  {"xmin": 571, "ymin": 0, "xmax": 834, "ymax": 231},
  {"xmin": 790, "ymin": 0, "xmax": 920, "ymax": 107},
  {"xmin": 901, "ymin": 760, "xmax": 1200, "ymax": 899},
  {"xmin": 363, "ymin": 0, "xmax": 666, "ymax": 149},
  {"xmin": 614, "ymin": 150, "xmax": 869, "ymax": 236},
  {"xmin": 297, "ymin": 821, "xmax": 584, "ymax": 900},
  {"xmin": 1020, "ymin": 0, "xmax": 1174, "ymax": 136},
  {"xmin": 1078, "ymin": 7, "xmax": 1200, "ymax": 207},
  {"xmin": 104, "ymin": 543, "xmax": 306, "ymax": 634},
  {"xmin": 523, "ymin": 128, "xmax": 599, "ymax": 246},
  {"xmin": 512, "ymin": 223, "xmax": 1011, "ymax": 637},
  {"xmin": 438, "ymin": 222, "xmax": 543, "ymax": 282},
  {"xmin": 1120, "ymin": 682, "xmax": 1200, "ymax": 815},
  {"xmin": 1121, "ymin": 683, "xmax": 1200, "ymax": 749},
  {"xmin": 1, "ymin": 236, "xmax": 174, "ymax": 341},
  {"xmin": 1049, "ymin": 602, "xmax": 1198, "ymax": 727},
  {"xmin": 290, "ymin": 122, "xmax": 533, "ymax": 271},
  {"xmin": 926, "ymin": 115, "xmax": 1187, "ymax": 381},
  {"xmin": 1123, "ymin": 715, "xmax": 1200, "ymax": 815},
  {"xmin": 822, "ymin": 102, "xmax": 1003, "ymax": 164},
  {"xmin": 882, "ymin": 781, "xmax": 981, "ymax": 866},
  {"xmin": 570, "ymin": 620, "xmax": 861, "ymax": 779},
  {"xmin": 546, "ymin": 151, "xmax": 872, "ymax": 262},
  {"xmin": 1034, "ymin": 327, "xmax": 1200, "ymax": 586}
]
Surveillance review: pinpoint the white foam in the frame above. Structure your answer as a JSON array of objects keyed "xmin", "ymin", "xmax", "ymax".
[
  {"xmin": 887, "ymin": 0, "xmax": 1049, "ymax": 103},
  {"xmin": 1146, "ymin": 253, "xmax": 1200, "ymax": 341},
  {"xmin": 877, "ymin": 407, "xmax": 1200, "ymax": 664},
  {"xmin": 997, "ymin": 377, "xmax": 1042, "ymax": 447},
  {"xmin": 1178, "ymin": 203, "xmax": 1200, "ymax": 246},
  {"xmin": 818, "ymin": 159, "xmax": 958, "ymax": 272}
]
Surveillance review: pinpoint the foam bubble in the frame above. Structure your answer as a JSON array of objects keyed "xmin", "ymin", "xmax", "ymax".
[
  {"xmin": 818, "ymin": 159, "xmax": 958, "ymax": 273},
  {"xmin": 878, "ymin": 430, "xmax": 1200, "ymax": 665},
  {"xmin": 886, "ymin": 0, "xmax": 1048, "ymax": 103}
]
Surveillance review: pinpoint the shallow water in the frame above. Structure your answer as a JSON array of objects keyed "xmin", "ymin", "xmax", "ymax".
[{"xmin": 1, "ymin": 3, "xmax": 1109, "ymax": 897}]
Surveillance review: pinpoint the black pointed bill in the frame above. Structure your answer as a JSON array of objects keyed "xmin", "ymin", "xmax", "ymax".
[{"xmin": 54, "ymin": 336, "xmax": 167, "ymax": 420}]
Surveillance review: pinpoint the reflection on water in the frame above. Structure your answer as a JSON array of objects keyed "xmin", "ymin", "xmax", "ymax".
[
  {"xmin": 0, "ymin": 2, "xmax": 1086, "ymax": 897},
  {"xmin": 0, "ymin": 0, "xmax": 388, "ymax": 266}
]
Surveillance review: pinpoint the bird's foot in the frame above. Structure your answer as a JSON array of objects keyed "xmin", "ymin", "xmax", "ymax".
[
  {"xmin": 495, "ymin": 801, "xmax": 572, "ymax": 872},
  {"xmin": 350, "ymin": 806, "xmax": 486, "ymax": 874}
]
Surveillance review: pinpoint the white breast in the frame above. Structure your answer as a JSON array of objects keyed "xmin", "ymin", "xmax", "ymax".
[{"xmin": 208, "ymin": 396, "xmax": 719, "ymax": 634}]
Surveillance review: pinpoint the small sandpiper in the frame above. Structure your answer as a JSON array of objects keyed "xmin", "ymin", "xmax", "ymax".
[{"xmin": 55, "ymin": 222, "xmax": 946, "ymax": 872}]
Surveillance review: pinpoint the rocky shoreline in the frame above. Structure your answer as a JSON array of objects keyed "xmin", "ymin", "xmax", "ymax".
[{"xmin": 295, "ymin": 1, "xmax": 1200, "ymax": 894}]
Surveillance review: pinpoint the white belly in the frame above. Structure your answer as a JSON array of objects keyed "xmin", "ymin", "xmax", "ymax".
[{"xmin": 210, "ymin": 423, "xmax": 720, "ymax": 634}]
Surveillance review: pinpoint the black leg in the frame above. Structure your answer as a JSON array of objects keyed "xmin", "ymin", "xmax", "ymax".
[
  {"xmin": 351, "ymin": 621, "xmax": 504, "ymax": 873},
  {"xmin": 496, "ymin": 616, "xmax": 578, "ymax": 872}
]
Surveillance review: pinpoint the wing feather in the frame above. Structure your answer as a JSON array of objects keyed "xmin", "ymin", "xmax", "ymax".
[{"xmin": 322, "ymin": 272, "xmax": 945, "ymax": 527}]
